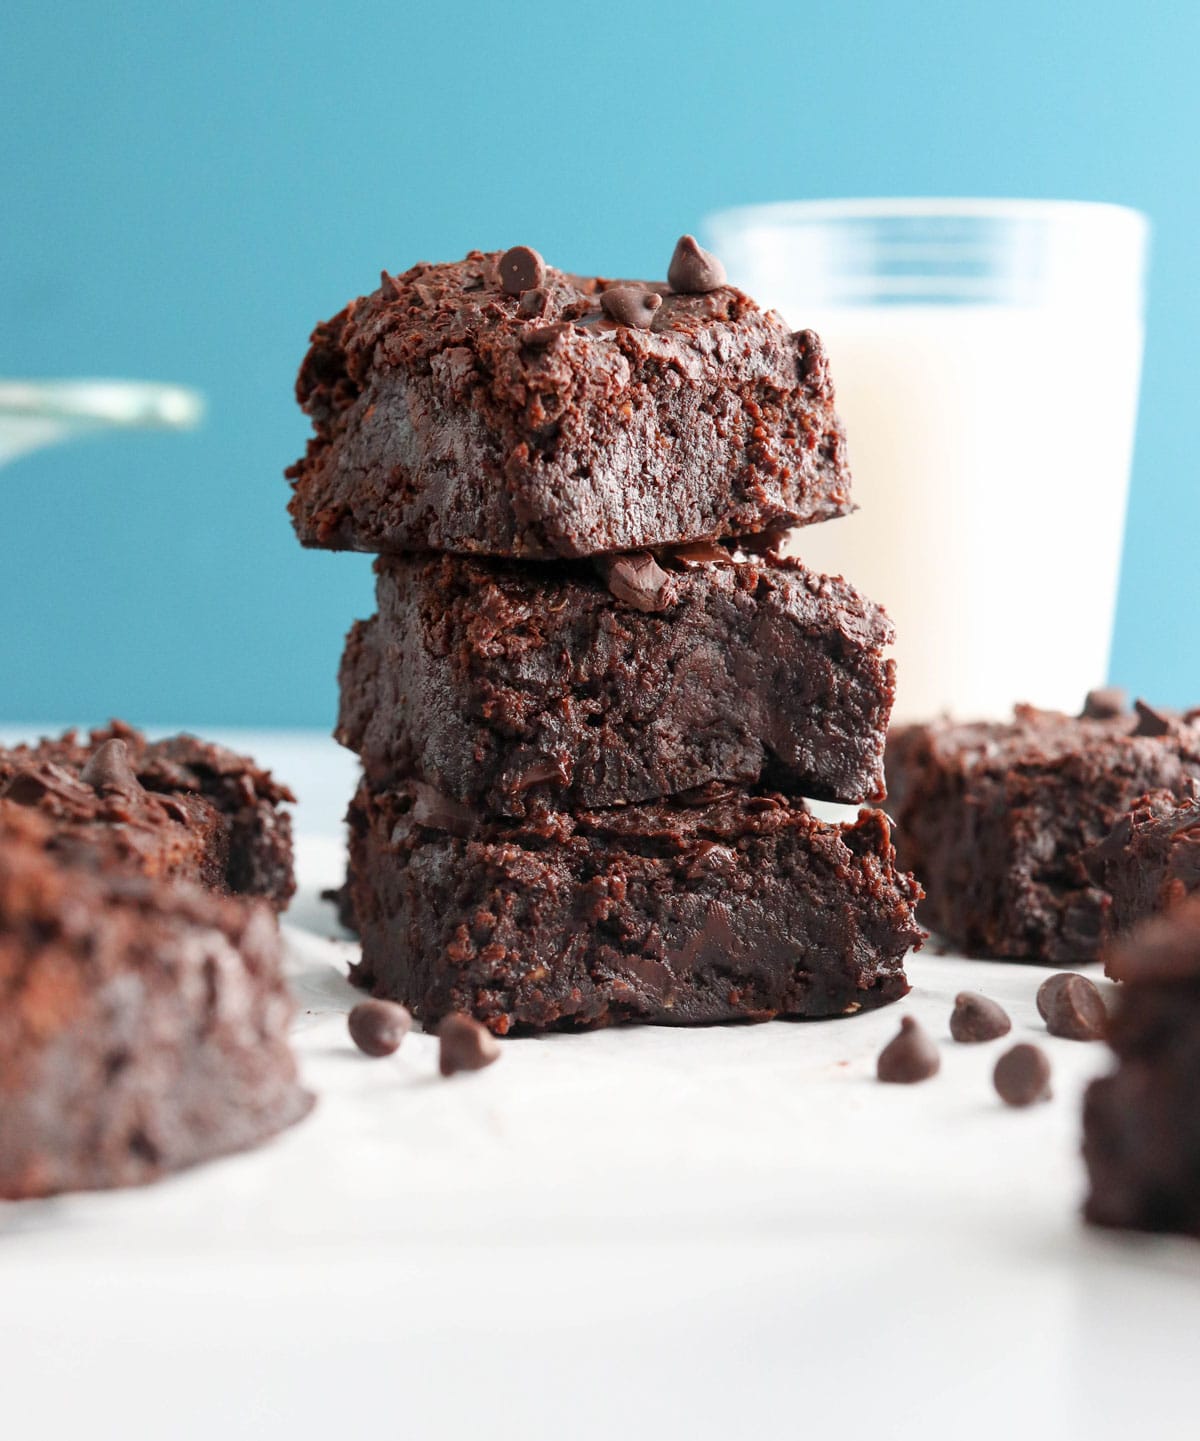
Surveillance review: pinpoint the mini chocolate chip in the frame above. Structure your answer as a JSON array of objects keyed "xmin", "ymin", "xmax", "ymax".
[
  {"xmin": 1038, "ymin": 972, "xmax": 1107, "ymax": 1041},
  {"xmin": 1081, "ymin": 686, "xmax": 1127, "ymax": 720},
  {"xmin": 599, "ymin": 286, "xmax": 661, "ymax": 329},
  {"xmin": 1133, "ymin": 698, "xmax": 1174, "ymax": 737},
  {"xmin": 993, "ymin": 1043, "xmax": 1052, "ymax": 1107},
  {"xmin": 348, "ymin": 1000, "xmax": 412, "ymax": 1057},
  {"xmin": 439, "ymin": 1013, "xmax": 501, "ymax": 1076},
  {"xmin": 949, "ymin": 991, "xmax": 1012, "ymax": 1043},
  {"xmin": 667, "ymin": 234, "xmax": 727, "ymax": 294},
  {"xmin": 597, "ymin": 552, "xmax": 674, "ymax": 612},
  {"xmin": 379, "ymin": 270, "xmax": 401, "ymax": 301},
  {"xmin": 80, "ymin": 739, "xmax": 141, "ymax": 795},
  {"xmin": 517, "ymin": 286, "xmax": 549, "ymax": 318},
  {"xmin": 499, "ymin": 245, "xmax": 545, "ymax": 297},
  {"xmin": 876, "ymin": 1016, "xmax": 941, "ymax": 1084}
]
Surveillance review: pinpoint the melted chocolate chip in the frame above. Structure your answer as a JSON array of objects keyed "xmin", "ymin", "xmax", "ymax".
[
  {"xmin": 596, "ymin": 552, "xmax": 674, "ymax": 612},
  {"xmin": 409, "ymin": 782, "xmax": 477, "ymax": 838},
  {"xmin": 499, "ymin": 246, "xmax": 545, "ymax": 297},
  {"xmin": 599, "ymin": 286, "xmax": 661, "ymax": 329},
  {"xmin": 1133, "ymin": 699, "xmax": 1174, "ymax": 738},
  {"xmin": 667, "ymin": 234, "xmax": 726, "ymax": 294},
  {"xmin": 949, "ymin": 991, "xmax": 1012, "ymax": 1043},
  {"xmin": 522, "ymin": 321, "xmax": 570, "ymax": 350},
  {"xmin": 876, "ymin": 1015, "xmax": 941, "ymax": 1083},
  {"xmin": 1037, "ymin": 972, "xmax": 1107, "ymax": 1041},
  {"xmin": 993, "ymin": 1043, "xmax": 1052, "ymax": 1107},
  {"xmin": 438, "ymin": 1013, "xmax": 501, "ymax": 1076},
  {"xmin": 1081, "ymin": 686, "xmax": 1127, "ymax": 720},
  {"xmin": 348, "ymin": 999, "xmax": 412, "ymax": 1057},
  {"xmin": 666, "ymin": 540, "xmax": 733, "ymax": 569},
  {"xmin": 80, "ymin": 739, "xmax": 141, "ymax": 795}
]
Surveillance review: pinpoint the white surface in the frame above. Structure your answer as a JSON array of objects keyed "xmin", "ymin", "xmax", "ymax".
[
  {"xmin": 2, "ymin": 732, "xmax": 1198, "ymax": 1440},
  {"xmin": 706, "ymin": 199, "xmax": 1147, "ymax": 722}
]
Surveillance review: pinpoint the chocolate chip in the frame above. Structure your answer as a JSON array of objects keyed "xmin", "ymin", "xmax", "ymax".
[
  {"xmin": 1133, "ymin": 698, "xmax": 1174, "ymax": 737},
  {"xmin": 379, "ymin": 270, "xmax": 401, "ymax": 302},
  {"xmin": 667, "ymin": 541, "xmax": 733, "ymax": 569},
  {"xmin": 949, "ymin": 991, "xmax": 1012, "ymax": 1043},
  {"xmin": 522, "ymin": 321, "xmax": 570, "ymax": 350},
  {"xmin": 1037, "ymin": 972, "xmax": 1107, "ymax": 1041},
  {"xmin": 993, "ymin": 1043, "xmax": 1052, "ymax": 1107},
  {"xmin": 499, "ymin": 245, "xmax": 545, "ymax": 297},
  {"xmin": 1081, "ymin": 686, "xmax": 1127, "ymax": 719},
  {"xmin": 408, "ymin": 782, "xmax": 477, "ymax": 838},
  {"xmin": 80, "ymin": 739, "xmax": 141, "ymax": 795},
  {"xmin": 599, "ymin": 286, "xmax": 661, "ymax": 329},
  {"xmin": 876, "ymin": 1016, "xmax": 941, "ymax": 1083},
  {"xmin": 596, "ymin": 552, "xmax": 674, "ymax": 612},
  {"xmin": 667, "ymin": 234, "xmax": 727, "ymax": 294},
  {"xmin": 438, "ymin": 1013, "xmax": 502, "ymax": 1076},
  {"xmin": 348, "ymin": 999, "xmax": 412, "ymax": 1057},
  {"xmin": 510, "ymin": 756, "xmax": 568, "ymax": 793}
]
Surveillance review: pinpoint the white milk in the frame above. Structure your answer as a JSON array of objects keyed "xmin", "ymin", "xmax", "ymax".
[{"xmin": 783, "ymin": 304, "xmax": 1144, "ymax": 722}]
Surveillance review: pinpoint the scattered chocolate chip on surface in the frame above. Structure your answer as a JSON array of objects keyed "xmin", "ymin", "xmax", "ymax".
[
  {"xmin": 994, "ymin": 1043, "xmax": 1053, "ymax": 1107},
  {"xmin": 348, "ymin": 999, "xmax": 412, "ymax": 1057},
  {"xmin": 498, "ymin": 245, "xmax": 545, "ymax": 297},
  {"xmin": 667, "ymin": 234, "xmax": 727, "ymax": 294},
  {"xmin": 438, "ymin": 1013, "xmax": 502, "ymax": 1076},
  {"xmin": 1038, "ymin": 972, "xmax": 1107, "ymax": 1040},
  {"xmin": 80, "ymin": 738, "xmax": 141, "ymax": 794},
  {"xmin": 877, "ymin": 1015, "xmax": 941, "ymax": 1084},
  {"xmin": 599, "ymin": 285, "xmax": 662, "ymax": 329},
  {"xmin": 1081, "ymin": 686, "xmax": 1127, "ymax": 720},
  {"xmin": 949, "ymin": 991, "xmax": 1012, "ymax": 1043}
]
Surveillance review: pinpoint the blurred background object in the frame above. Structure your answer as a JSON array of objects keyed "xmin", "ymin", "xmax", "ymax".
[
  {"xmin": 2, "ymin": 1, "xmax": 1197, "ymax": 727},
  {"xmin": 708, "ymin": 199, "xmax": 1148, "ymax": 722},
  {"xmin": 0, "ymin": 380, "xmax": 202, "ymax": 465}
]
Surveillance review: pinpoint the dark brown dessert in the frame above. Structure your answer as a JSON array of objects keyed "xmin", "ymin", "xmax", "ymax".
[
  {"xmin": 0, "ymin": 808, "xmax": 312, "ymax": 1200},
  {"xmin": 287, "ymin": 246, "xmax": 852, "ymax": 559},
  {"xmin": 1083, "ymin": 897, "xmax": 1200, "ymax": 1237},
  {"xmin": 1085, "ymin": 787, "xmax": 1200, "ymax": 936},
  {"xmin": 337, "ymin": 547, "xmax": 895, "ymax": 813},
  {"xmin": 0, "ymin": 722, "xmax": 296, "ymax": 909},
  {"xmin": 885, "ymin": 702, "xmax": 1200, "ymax": 961},
  {"xmin": 345, "ymin": 779, "xmax": 922, "ymax": 1035}
]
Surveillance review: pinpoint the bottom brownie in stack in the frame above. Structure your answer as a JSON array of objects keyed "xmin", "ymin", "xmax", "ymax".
[{"xmin": 345, "ymin": 780, "xmax": 921, "ymax": 1034}]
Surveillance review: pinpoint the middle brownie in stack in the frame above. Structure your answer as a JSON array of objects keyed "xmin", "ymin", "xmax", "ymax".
[{"xmin": 290, "ymin": 237, "xmax": 923, "ymax": 1034}]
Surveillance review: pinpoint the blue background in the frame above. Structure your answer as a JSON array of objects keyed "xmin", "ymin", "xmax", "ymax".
[{"xmin": 2, "ymin": 1, "xmax": 1197, "ymax": 728}]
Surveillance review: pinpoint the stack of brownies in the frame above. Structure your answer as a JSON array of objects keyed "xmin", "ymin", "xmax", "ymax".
[{"xmin": 287, "ymin": 237, "xmax": 922, "ymax": 1034}]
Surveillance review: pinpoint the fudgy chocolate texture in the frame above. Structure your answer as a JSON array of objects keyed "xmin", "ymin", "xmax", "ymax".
[
  {"xmin": 0, "ymin": 809, "xmax": 312, "ymax": 1200},
  {"xmin": 1083, "ymin": 898, "xmax": 1200, "ymax": 1237},
  {"xmin": 337, "ymin": 548, "xmax": 895, "ymax": 813},
  {"xmin": 1085, "ymin": 787, "xmax": 1200, "ymax": 939},
  {"xmin": 286, "ymin": 250, "xmax": 852, "ymax": 558},
  {"xmin": 345, "ymin": 780, "xmax": 922, "ymax": 1034},
  {"xmin": 885, "ymin": 704, "xmax": 1200, "ymax": 962},
  {"xmin": 0, "ymin": 722, "xmax": 296, "ymax": 910}
]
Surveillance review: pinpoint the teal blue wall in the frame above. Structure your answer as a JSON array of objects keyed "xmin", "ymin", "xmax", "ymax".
[{"xmin": 2, "ymin": 1, "xmax": 1197, "ymax": 726}]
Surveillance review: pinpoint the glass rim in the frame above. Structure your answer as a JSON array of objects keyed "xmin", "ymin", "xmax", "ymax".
[{"xmin": 706, "ymin": 196, "xmax": 1149, "ymax": 237}]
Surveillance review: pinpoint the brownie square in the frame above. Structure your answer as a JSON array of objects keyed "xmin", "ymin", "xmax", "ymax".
[
  {"xmin": 1083, "ymin": 898, "xmax": 1200, "ymax": 1238},
  {"xmin": 1085, "ymin": 788, "xmax": 1200, "ymax": 935},
  {"xmin": 885, "ymin": 703, "xmax": 1200, "ymax": 962},
  {"xmin": 287, "ymin": 251, "xmax": 852, "ymax": 558},
  {"xmin": 336, "ymin": 546, "xmax": 895, "ymax": 814},
  {"xmin": 0, "ymin": 807, "xmax": 312, "ymax": 1200},
  {"xmin": 0, "ymin": 722, "xmax": 296, "ymax": 910},
  {"xmin": 345, "ymin": 779, "xmax": 922, "ymax": 1034}
]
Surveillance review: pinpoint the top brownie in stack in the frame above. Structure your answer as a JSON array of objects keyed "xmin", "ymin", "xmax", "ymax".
[{"xmin": 287, "ymin": 245, "xmax": 852, "ymax": 558}]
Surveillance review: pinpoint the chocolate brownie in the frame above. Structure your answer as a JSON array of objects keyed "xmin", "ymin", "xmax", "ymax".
[
  {"xmin": 286, "ymin": 245, "xmax": 852, "ymax": 558},
  {"xmin": 0, "ymin": 722, "xmax": 296, "ymax": 909},
  {"xmin": 0, "ymin": 808, "xmax": 312, "ymax": 1200},
  {"xmin": 336, "ymin": 546, "xmax": 895, "ymax": 813},
  {"xmin": 1083, "ymin": 897, "xmax": 1200, "ymax": 1237},
  {"xmin": 345, "ymin": 779, "xmax": 922, "ymax": 1034},
  {"xmin": 885, "ymin": 702, "xmax": 1200, "ymax": 962},
  {"xmin": 1085, "ymin": 786, "xmax": 1200, "ymax": 936}
]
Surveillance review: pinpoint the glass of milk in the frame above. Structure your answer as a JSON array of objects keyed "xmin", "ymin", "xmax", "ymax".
[{"xmin": 704, "ymin": 199, "xmax": 1149, "ymax": 723}]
